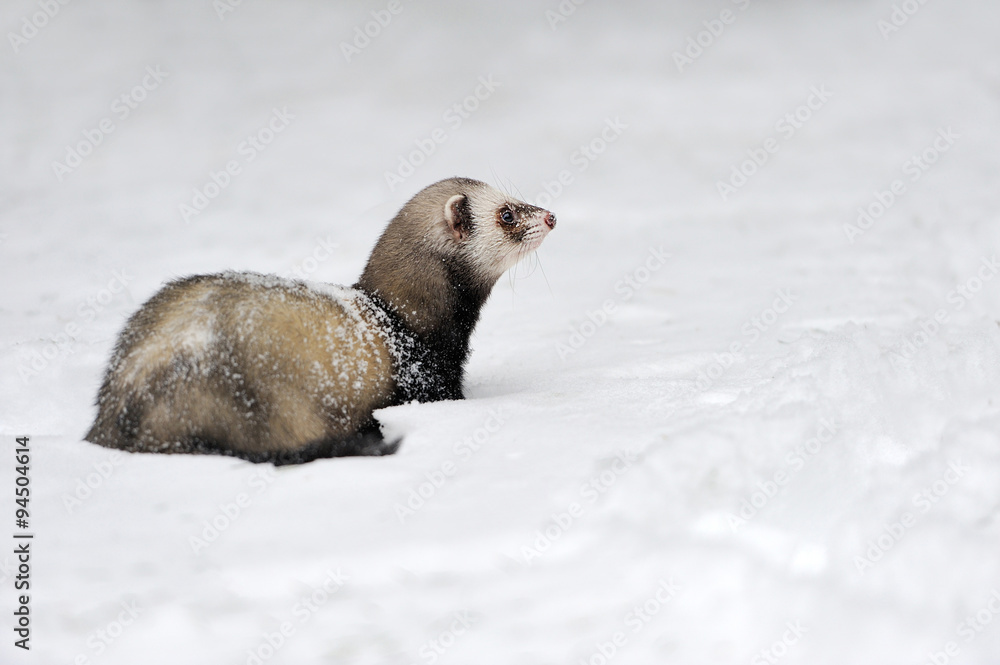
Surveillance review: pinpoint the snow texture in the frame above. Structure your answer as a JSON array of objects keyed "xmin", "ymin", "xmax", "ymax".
[{"xmin": 2, "ymin": 1, "xmax": 1000, "ymax": 664}]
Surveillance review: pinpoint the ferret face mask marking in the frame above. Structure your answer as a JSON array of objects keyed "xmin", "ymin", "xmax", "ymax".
[{"xmin": 450, "ymin": 184, "xmax": 557, "ymax": 280}]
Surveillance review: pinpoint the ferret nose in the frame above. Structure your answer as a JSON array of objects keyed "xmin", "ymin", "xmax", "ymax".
[{"xmin": 543, "ymin": 212, "xmax": 556, "ymax": 229}]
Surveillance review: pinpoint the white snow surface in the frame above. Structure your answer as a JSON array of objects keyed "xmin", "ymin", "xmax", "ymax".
[{"xmin": 3, "ymin": 1, "xmax": 1000, "ymax": 664}]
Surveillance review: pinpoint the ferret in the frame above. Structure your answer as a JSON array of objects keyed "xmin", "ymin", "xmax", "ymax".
[{"xmin": 85, "ymin": 177, "xmax": 556, "ymax": 464}]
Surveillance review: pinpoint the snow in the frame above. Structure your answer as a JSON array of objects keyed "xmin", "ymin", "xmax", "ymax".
[{"xmin": 2, "ymin": 0, "xmax": 1000, "ymax": 663}]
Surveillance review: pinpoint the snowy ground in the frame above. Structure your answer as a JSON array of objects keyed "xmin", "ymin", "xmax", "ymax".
[{"xmin": 2, "ymin": 1, "xmax": 1000, "ymax": 663}]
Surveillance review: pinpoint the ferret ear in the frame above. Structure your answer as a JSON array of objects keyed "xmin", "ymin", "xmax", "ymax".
[{"xmin": 444, "ymin": 194, "xmax": 470, "ymax": 242}]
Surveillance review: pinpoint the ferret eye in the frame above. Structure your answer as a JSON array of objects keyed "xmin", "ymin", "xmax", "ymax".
[{"xmin": 500, "ymin": 209, "xmax": 515, "ymax": 225}]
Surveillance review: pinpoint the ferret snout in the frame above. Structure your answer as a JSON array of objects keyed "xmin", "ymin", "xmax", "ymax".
[{"xmin": 543, "ymin": 212, "xmax": 556, "ymax": 229}]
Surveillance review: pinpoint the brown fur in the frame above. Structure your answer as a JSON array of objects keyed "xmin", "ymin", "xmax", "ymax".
[
  {"xmin": 85, "ymin": 177, "xmax": 555, "ymax": 463},
  {"xmin": 86, "ymin": 274, "xmax": 395, "ymax": 459}
]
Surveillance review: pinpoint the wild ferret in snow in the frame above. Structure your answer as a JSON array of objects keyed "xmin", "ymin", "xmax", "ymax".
[{"xmin": 85, "ymin": 177, "xmax": 556, "ymax": 464}]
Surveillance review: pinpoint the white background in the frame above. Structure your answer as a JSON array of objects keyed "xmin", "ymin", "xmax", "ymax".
[{"xmin": 2, "ymin": 1, "xmax": 1000, "ymax": 664}]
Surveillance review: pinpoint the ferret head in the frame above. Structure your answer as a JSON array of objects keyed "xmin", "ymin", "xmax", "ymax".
[
  {"xmin": 418, "ymin": 177, "xmax": 556, "ymax": 282},
  {"xmin": 357, "ymin": 177, "xmax": 556, "ymax": 339}
]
